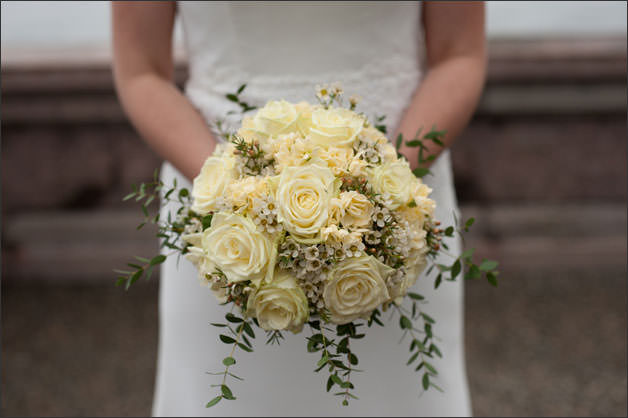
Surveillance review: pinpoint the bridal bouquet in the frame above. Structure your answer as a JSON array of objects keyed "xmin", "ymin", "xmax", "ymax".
[{"xmin": 117, "ymin": 84, "xmax": 499, "ymax": 407}]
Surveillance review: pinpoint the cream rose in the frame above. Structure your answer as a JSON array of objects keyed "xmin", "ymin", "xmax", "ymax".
[
  {"xmin": 251, "ymin": 100, "xmax": 299, "ymax": 138},
  {"xmin": 339, "ymin": 191, "xmax": 374, "ymax": 228},
  {"xmin": 309, "ymin": 107, "xmax": 364, "ymax": 148},
  {"xmin": 317, "ymin": 146, "xmax": 354, "ymax": 176},
  {"xmin": 192, "ymin": 155, "xmax": 237, "ymax": 214},
  {"xmin": 182, "ymin": 232, "xmax": 227, "ymax": 302},
  {"xmin": 348, "ymin": 157, "xmax": 368, "ymax": 177},
  {"xmin": 202, "ymin": 212, "xmax": 276, "ymax": 285},
  {"xmin": 248, "ymin": 269, "xmax": 309, "ymax": 332},
  {"xmin": 274, "ymin": 164, "xmax": 336, "ymax": 242},
  {"xmin": 380, "ymin": 142, "xmax": 398, "ymax": 163},
  {"xmin": 226, "ymin": 176, "xmax": 269, "ymax": 209},
  {"xmin": 327, "ymin": 197, "xmax": 345, "ymax": 226},
  {"xmin": 323, "ymin": 256, "xmax": 393, "ymax": 324},
  {"xmin": 368, "ymin": 160, "xmax": 415, "ymax": 210}
]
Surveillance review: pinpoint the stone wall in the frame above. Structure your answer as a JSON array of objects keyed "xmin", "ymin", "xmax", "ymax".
[{"xmin": 2, "ymin": 38, "xmax": 626, "ymax": 282}]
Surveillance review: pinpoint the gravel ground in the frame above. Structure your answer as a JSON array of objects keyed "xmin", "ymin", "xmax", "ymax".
[{"xmin": 2, "ymin": 271, "xmax": 626, "ymax": 417}]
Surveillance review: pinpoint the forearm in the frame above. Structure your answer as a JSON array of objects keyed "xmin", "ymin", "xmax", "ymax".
[
  {"xmin": 115, "ymin": 72, "xmax": 216, "ymax": 182},
  {"xmin": 396, "ymin": 54, "xmax": 486, "ymax": 170}
]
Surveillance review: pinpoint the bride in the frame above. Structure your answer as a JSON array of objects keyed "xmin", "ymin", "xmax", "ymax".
[{"xmin": 112, "ymin": 2, "xmax": 486, "ymax": 416}]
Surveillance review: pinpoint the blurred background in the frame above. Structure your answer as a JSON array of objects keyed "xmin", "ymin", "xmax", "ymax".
[{"xmin": 1, "ymin": 1, "xmax": 626, "ymax": 416}]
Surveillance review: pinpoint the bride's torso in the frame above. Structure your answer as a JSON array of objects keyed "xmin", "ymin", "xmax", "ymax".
[
  {"xmin": 178, "ymin": 1, "xmax": 425, "ymax": 130},
  {"xmin": 153, "ymin": 3, "xmax": 470, "ymax": 416}
]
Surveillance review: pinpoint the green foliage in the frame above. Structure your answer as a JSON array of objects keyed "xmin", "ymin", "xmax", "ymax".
[
  {"xmin": 225, "ymin": 83, "xmax": 257, "ymax": 113},
  {"xmin": 206, "ymin": 312, "xmax": 256, "ymax": 408},
  {"xmin": 307, "ymin": 320, "xmax": 362, "ymax": 406}
]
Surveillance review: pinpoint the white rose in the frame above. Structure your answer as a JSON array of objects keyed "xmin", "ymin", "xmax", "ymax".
[
  {"xmin": 192, "ymin": 155, "xmax": 238, "ymax": 215},
  {"xmin": 339, "ymin": 191, "xmax": 374, "ymax": 228},
  {"xmin": 274, "ymin": 164, "xmax": 337, "ymax": 243},
  {"xmin": 309, "ymin": 107, "xmax": 364, "ymax": 148},
  {"xmin": 251, "ymin": 100, "xmax": 298, "ymax": 138},
  {"xmin": 323, "ymin": 256, "xmax": 393, "ymax": 324},
  {"xmin": 202, "ymin": 212, "xmax": 276, "ymax": 286},
  {"xmin": 368, "ymin": 160, "xmax": 414, "ymax": 210},
  {"xmin": 248, "ymin": 269, "xmax": 309, "ymax": 332}
]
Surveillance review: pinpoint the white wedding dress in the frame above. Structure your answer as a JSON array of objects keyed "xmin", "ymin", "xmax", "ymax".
[{"xmin": 153, "ymin": 2, "xmax": 471, "ymax": 416}]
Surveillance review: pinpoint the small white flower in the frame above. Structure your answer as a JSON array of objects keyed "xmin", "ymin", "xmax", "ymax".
[
  {"xmin": 316, "ymin": 84, "xmax": 330, "ymax": 101},
  {"xmin": 330, "ymin": 82, "xmax": 343, "ymax": 97},
  {"xmin": 306, "ymin": 258, "xmax": 322, "ymax": 272},
  {"xmin": 304, "ymin": 245, "xmax": 319, "ymax": 261}
]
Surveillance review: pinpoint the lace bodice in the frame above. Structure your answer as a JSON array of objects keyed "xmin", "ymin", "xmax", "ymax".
[{"xmin": 178, "ymin": 1, "xmax": 426, "ymax": 131}]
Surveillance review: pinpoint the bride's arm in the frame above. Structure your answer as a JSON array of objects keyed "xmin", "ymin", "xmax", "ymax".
[
  {"xmin": 112, "ymin": 2, "xmax": 216, "ymax": 181},
  {"xmin": 396, "ymin": 2, "xmax": 487, "ymax": 170}
]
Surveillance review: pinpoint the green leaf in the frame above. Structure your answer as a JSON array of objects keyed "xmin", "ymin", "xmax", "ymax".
[
  {"xmin": 221, "ymin": 385, "xmax": 235, "ymax": 400},
  {"xmin": 123, "ymin": 192, "xmax": 136, "ymax": 201},
  {"xmin": 349, "ymin": 353, "xmax": 358, "ymax": 365},
  {"xmin": 451, "ymin": 259, "xmax": 462, "ymax": 279},
  {"xmin": 434, "ymin": 274, "xmax": 442, "ymax": 289},
  {"xmin": 225, "ymin": 313, "xmax": 243, "ymax": 323},
  {"xmin": 242, "ymin": 322, "xmax": 255, "ymax": 339},
  {"xmin": 237, "ymin": 342, "xmax": 253, "ymax": 352},
  {"xmin": 407, "ymin": 292, "xmax": 425, "ymax": 301},
  {"xmin": 461, "ymin": 248, "xmax": 475, "ymax": 260},
  {"xmin": 487, "ymin": 271, "xmax": 498, "ymax": 287},
  {"xmin": 202, "ymin": 214, "xmax": 213, "ymax": 230},
  {"xmin": 421, "ymin": 312, "xmax": 435, "ymax": 324},
  {"xmin": 405, "ymin": 139, "xmax": 422, "ymax": 147},
  {"xmin": 399, "ymin": 316, "xmax": 413, "ymax": 330},
  {"xmin": 219, "ymin": 335, "xmax": 236, "ymax": 344},
  {"xmin": 480, "ymin": 259, "xmax": 498, "ymax": 271},
  {"xmin": 466, "ymin": 264, "xmax": 481, "ymax": 280},
  {"xmin": 407, "ymin": 352, "xmax": 419, "ymax": 365},
  {"xmin": 422, "ymin": 373, "xmax": 430, "ymax": 390},
  {"xmin": 210, "ymin": 323, "xmax": 227, "ymax": 328},
  {"xmin": 226, "ymin": 93, "xmax": 239, "ymax": 102},
  {"xmin": 237, "ymin": 83, "xmax": 247, "ymax": 94},
  {"xmin": 326, "ymin": 375, "xmax": 335, "ymax": 392},
  {"xmin": 444, "ymin": 226, "xmax": 454, "ymax": 236},
  {"xmin": 464, "ymin": 217, "xmax": 475, "ymax": 230},
  {"xmin": 429, "ymin": 343, "xmax": 442, "ymax": 358},
  {"xmin": 206, "ymin": 396, "xmax": 222, "ymax": 408},
  {"xmin": 424, "ymin": 129, "xmax": 446, "ymax": 140},
  {"xmin": 423, "ymin": 361, "xmax": 438, "ymax": 375},
  {"xmin": 317, "ymin": 355, "xmax": 329, "ymax": 368},
  {"xmin": 222, "ymin": 357, "xmax": 236, "ymax": 366},
  {"xmin": 412, "ymin": 167, "xmax": 430, "ymax": 178},
  {"xmin": 150, "ymin": 255, "xmax": 167, "ymax": 266},
  {"xmin": 395, "ymin": 133, "xmax": 403, "ymax": 150}
]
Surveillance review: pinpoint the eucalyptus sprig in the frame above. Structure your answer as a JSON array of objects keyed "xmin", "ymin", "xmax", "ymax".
[
  {"xmin": 226, "ymin": 83, "xmax": 257, "ymax": 114},
  {"xmin": 116, "ymin": 169, "xmax": 198, "ymax": 289},
  {"xmin": 394, "ymin": 299, "xmax": 443, "ymax": 394},
  {"xmin": 206, "ymin": 312, "xmax": 256, "ymax": 408},
  {"xmin": 307, "ymin": 320, "xmax": 362, "ymax": 406},
  {"xmin": 395, "ymin": 127, "xmax": 447, "ymax": 178}
]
